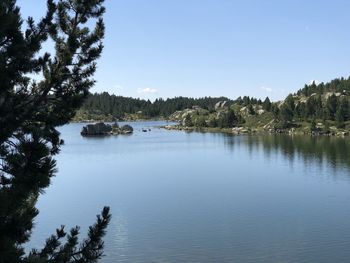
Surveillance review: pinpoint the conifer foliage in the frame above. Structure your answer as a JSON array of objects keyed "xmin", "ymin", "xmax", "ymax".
[{"xmin": 0, "ymin": 1, "xmax": 110, "ymax": 262}]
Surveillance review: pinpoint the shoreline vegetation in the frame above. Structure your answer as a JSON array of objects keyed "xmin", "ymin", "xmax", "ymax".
[
  {"xmin": 73, "ymin": 76, "xmax": 350, "ymax": 137},
  {"xmin": 161, "ymin": 123, "xmax": 350, "ymax": 137}
]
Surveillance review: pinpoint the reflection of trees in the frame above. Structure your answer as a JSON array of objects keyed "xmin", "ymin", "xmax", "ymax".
[{"xmin": 223, "ymin": 134, "xmax": 350, "ymax": 170}]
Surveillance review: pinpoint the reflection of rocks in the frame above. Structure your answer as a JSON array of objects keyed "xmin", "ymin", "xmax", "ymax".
[{"xmin": 81, "ymin": 122, "xmax": 133, "ymax": 136}]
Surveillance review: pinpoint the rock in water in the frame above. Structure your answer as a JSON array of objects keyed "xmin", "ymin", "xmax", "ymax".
[
  {"xmin": 81, "ymin": 122, "xmax": 112, "ymax": 136},
  {"xmin": 81, "ymin": 122, "xmax": 134, "ymax": 136},
  {"xmin": 120, "ymin": 124, "xmax": 133, "ymax": 134}
]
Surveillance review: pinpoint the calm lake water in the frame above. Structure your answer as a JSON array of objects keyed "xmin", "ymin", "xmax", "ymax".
[{"xmin": 30, "ymin": 121, "xmax": 350, "ymax": 262}]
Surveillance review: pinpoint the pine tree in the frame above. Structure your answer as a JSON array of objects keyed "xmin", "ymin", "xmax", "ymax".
[
  {"xmin": 262, "ymin": 97, "xmax": 271, "ymax": 111},
  {"xmin": 335, "ymin": 100, "xmax": 346, "ymax": 128},
  {"xmin": 326, "ymin": 94, "xmax": 338, "ymax": 120},
  {"xmin": 336, "ymin": 108, "xmax": 345, "ymax": 128},
  {"xmin": 247, "ymin": 104, "xmax": 255, "ymax": 115},
  {"xmin": 195, "ymin": 116, "xmax": 207, "ymax": 127},
  {"xmin": 0, "ymin": 1, "xmax": 110, "ymax": 262},
  {"xmin": 310, "ymin": 118, "xmax": 317, "ymax": 132},
  {"xmin": 324, "ymin": 121, "xmax": 330, "ymax": 133},
  {"xmin": 184, "ymin": 114, "xmax": 193, "ymax": 127}
]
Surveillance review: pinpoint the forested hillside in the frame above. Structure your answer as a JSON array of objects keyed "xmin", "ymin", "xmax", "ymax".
[
  {"xmin": 74, "ymin": 92, "xmax": 234, "ymax": 120},
  {"xmin": 165, "ymin": 76, "xmax": 350, "ymax": 135},
  {"xmin": 75, "ymin": 76, "xmax": 350, "ymax": 135},
  {"xmin": 279, "ymin": 77, "xmax": 350, "ymax": 128}
]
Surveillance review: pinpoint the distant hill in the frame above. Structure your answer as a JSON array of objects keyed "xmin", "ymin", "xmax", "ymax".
[
  {"xmin": 165, "ymin": 76, "xmax": 350, "ymax": 135},
  {"xmin": 74, "ymin": 93, "xmax": 235, "ymax": 121},
  {"xmin": 74, "ymin": 76, "xmax": 350, "ymax": 135}
]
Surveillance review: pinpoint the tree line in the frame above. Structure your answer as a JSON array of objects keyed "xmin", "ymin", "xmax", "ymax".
[
  {"xmin": 81, "ymin": 92, "xmax": 234, "ymax": 118},
  {"xmin": 297, "ymin": 78, "xmax": 350, "ymax": 97},
  {"xmin": 277, "ymin": 81, "xmax": 350, "ymax": 129}
]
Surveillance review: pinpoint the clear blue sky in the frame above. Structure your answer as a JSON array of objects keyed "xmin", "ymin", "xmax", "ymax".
[{"xmin": 18, "ymin": 0, "xmax": 350, "ymax": 101}]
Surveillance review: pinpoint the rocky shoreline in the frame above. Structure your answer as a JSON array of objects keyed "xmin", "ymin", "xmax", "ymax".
[{"xmin": 162, "ymin": 124, "xmax": 350, "ymax": 137}]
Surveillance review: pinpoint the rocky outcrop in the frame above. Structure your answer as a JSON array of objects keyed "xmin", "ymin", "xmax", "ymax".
[
  {"xmin": 169, "ymin": 107, "xmax": 209, "ymax": 122},
  {"xmin": 81, "ymin": 122, "xmax": 112, "ymax": 136},
  {"xmin": 81, "ymin": 122, "xmax": 133, "ymax": 136},
  {"xmin": 214, "ymin": 101, "xmax": 229, "ymax": 110},
  {"xmin": 120, "ymin": 124, "xmax": 133, "ymax": 134},
  {"xmin": 231, "ymin": 127, "xmax": 249, "ymax": 134}
]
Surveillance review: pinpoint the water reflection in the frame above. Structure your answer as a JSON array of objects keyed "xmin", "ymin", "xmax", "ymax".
[
  {"xmin": 223, "ymin": 134, "xmax": 350, "ymax": 172},
  {"xmin": 109, "ymin": 212, "xmax": 129, "ymax": 261},
  {"xmin": 31, "ymin": 123, "xmax": 350, "ymax": 263}
]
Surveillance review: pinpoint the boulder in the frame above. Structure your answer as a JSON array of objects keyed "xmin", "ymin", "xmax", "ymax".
[
  {"xmin": 81, "ymin": 122, "xmax": 112, "ymax": 136},
  {"xmin": 215, "ymin": 101, "xmax": 228, "ymax": 110},
  {"xmin": 257, "ymin": 109, "xmax": 265, "ymax": 115},
  {"xmin": 81, "ymin": 122, "xmax": 133, "ymax": 136},
  {"xmin": 232, "ymin": 127, "xmax": 249, "ymax": 134},
  {"xmin": 120, "ymin": 124, "xmax": 133, "ymax": 134}
]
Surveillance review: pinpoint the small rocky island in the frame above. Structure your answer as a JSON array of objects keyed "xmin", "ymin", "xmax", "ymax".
[{"xmin": 81, "ymin": 122, "xmax": 133, "ymax": 136}]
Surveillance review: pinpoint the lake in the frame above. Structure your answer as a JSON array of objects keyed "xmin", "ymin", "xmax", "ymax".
[{"xmin": 30, "ymin": 121, "xmax": 350, "ymax": 262}]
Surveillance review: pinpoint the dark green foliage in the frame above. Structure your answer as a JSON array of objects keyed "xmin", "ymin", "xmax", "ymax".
[
  {"xmin": 295, "ymin": 77, "xmax": 350, "ymax": 122},
  {"xmin": 82, "ymin": 77, "xmax": 350, "ymax": 132},
  {"xmin": 310, "ymin": 118, "xmax": 317, "ymax": 132},
  {"xmin": 336, "ymin": 106, "xmax": 345, "ymax": 128},
  {"xmin": 271, "ymin": 103, "xmax": 280, "ymax": 117},
  {"xmin": 324, "ymin": 121, "xmax": 330, "ymax": 133},
  {"xmin": 305, "ymin": 95, "xmax": 323, "ymax": 119},
  {"xmin": 25, "ymin": 207, "xmax": 111, "ymax": 263},
  {"xmin": 297, "ymin": 77, "xmax": 350, "ymax": 96},
  {"xmin": 184, "ymin": 114, "xmax": 193, "ymax": 127},
  {"xmin": 217, "ymin": 109, "xmax": 244, "ymax": 128},
  {"xmin": 81, "ymin": 93, "xmax": 233, "ymax": 118},
  {"xmin": 0, "ymin": 1, "xmax": 110, "ymax": 262},
  {"xmin": 247, "ymin": 104, "xmax": 255, "ymax": 115},
  {"xmin": 262, "ymin": 97, "xmax": 272, "ymax": 111},
  {"xmin": 274, "ymin": 77, "xmax": 350, "ymax": 129},
  {"xmin": 208, "ymin": 117, "xmax": 218, "ymax": 128},
  {"xmin": 79, "ymin": 93, "xmax": 270, "ymax": 120},
  {"xmin": 326, "ymin": 94, "xmax": 338, "ymax": 120},
  {"xmin": 274, "ymin": 96, "xmax": 295, "ymax": 128},
  {"xmin": 279, "ymin": 104, "xmax": 293, "ymax": 123},
  {"xmin": 194, "ymin": 116, "xmax": 207, "ymax": 127}
]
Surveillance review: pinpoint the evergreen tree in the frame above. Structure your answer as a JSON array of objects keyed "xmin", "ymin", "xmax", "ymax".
[
  {"xmin": 326, "ymin": 94, "xmax": 338, "ymax": 120},
  {"xmin": 79, "ymin": 93, "xmax": 233, "ymax": 118},
  {"xmin": 262, "ymin": 97, "xmax": 271, "ymax": 111},
  {"xmin": 271, "ymin": 103, "xmax": 280, "ymax": 117},
  {"xmin": 227, "ymin": 109, "xmax": 238, "ymax": 127},
  {"xmin": 315, "ymin": 95, "xmax": 323, "ymax": 118},
  {"xmin": 195, "ymin": 116, "xmax": 207, "ymax": 127},
  {"xmin": 306, "ymin": 96, "xmax": 317, "ymax": 118},
  {"xmin": 217, "ymin": 109, "xmax": 243, "ymax": 128},
  {"xmin": 324, "ymin": 121, "xmax": 330, "ymax": 133},
  {"xmin": 184, "ymin": 114, "xmax": 193, "ymax": 127},
  {"xmin": 339, "ymin": 98, "xmax": 349, "ymax": 121},
  {"xmin": 335, "ymin": 100, "xmax": 347, "ymax": 128},
  {"xmin": 247, "ymin": 104, "xmax": 255, "ymax": 115},
  {"xmin": 310, "ymin": 118, "xmax": 317, "ymax": 132},
  {"xmin": 208, "ymin": 117, "xmax": 218, "ymax": 128},
  {"xmin": 285, "ymin": 94, "xmax": 295, "ymax": 112},
  {"xmin": 279, "ymin": 95, "xmax": 295, "ymax": 125},
  {"xmin": 0, "ymin": 1, "xmax": 110, "ymax": 262},
  {"xmin": 336, "ymin": 108, "xmax": 345, "ymax": 128}
]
